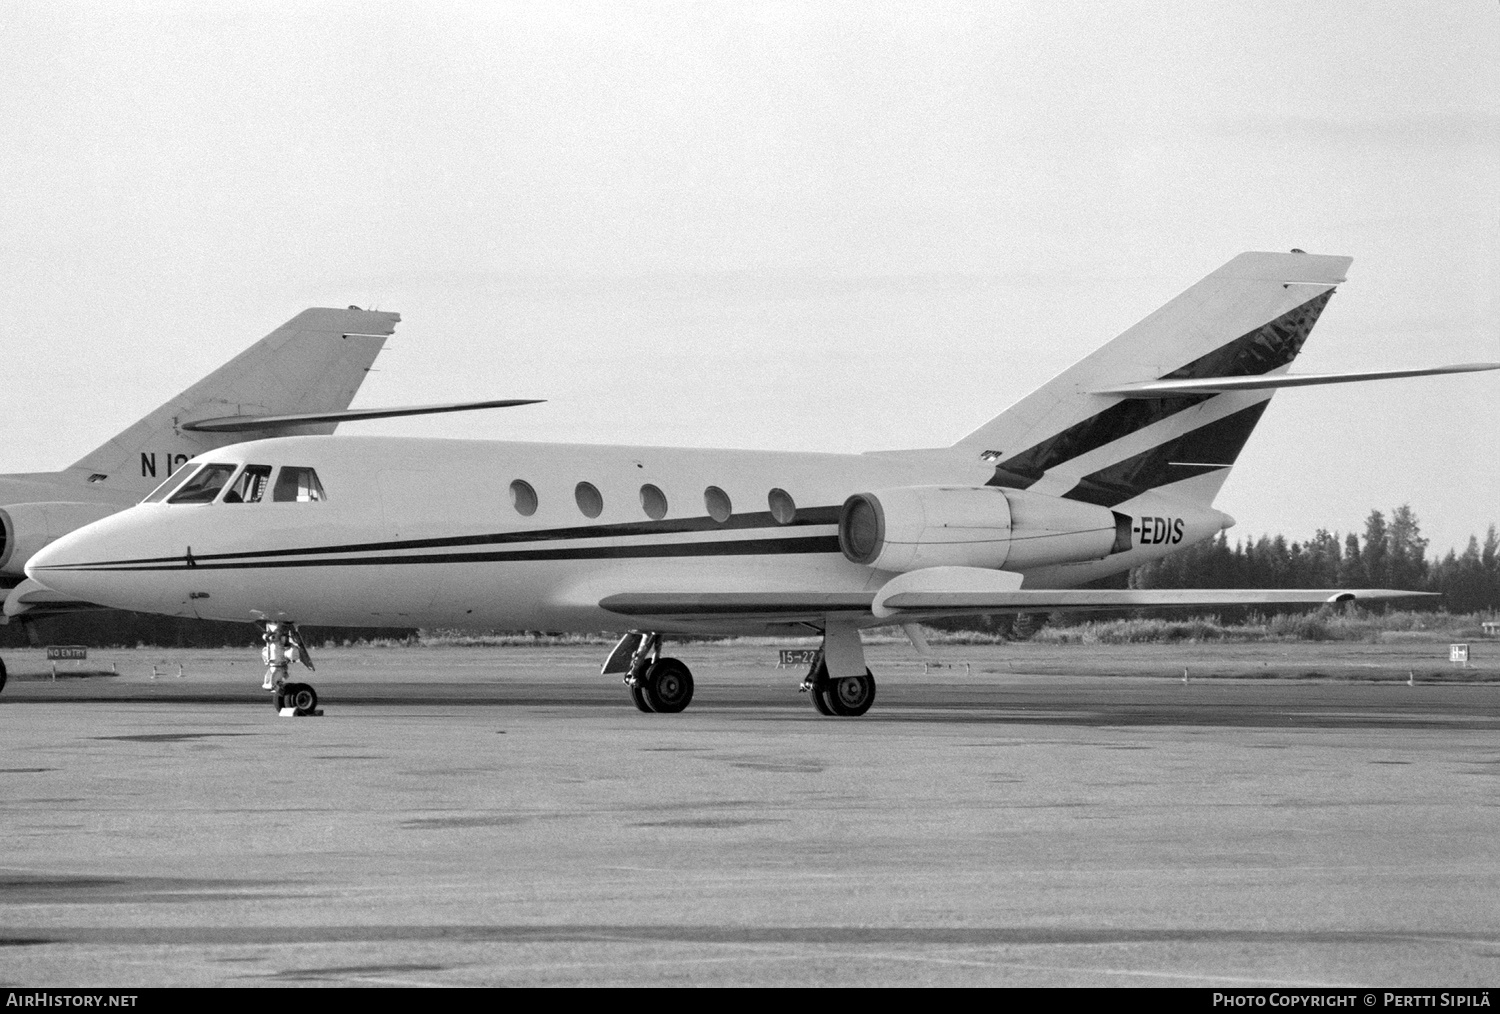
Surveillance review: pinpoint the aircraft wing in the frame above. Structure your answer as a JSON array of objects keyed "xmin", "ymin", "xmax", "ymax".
[
  {"xmin": 180, "ymin": 398, "xmax": 544, "ymax": 433},
  {"xmin": 599, "ymin": 592, "xmax": 876, "ymax": 623},
  {"xmin": 599, "ymin": 565, "xmax": 1436, "ymax": 625},
  {"xmin": 868, "ymin": 586, "xmax": 1433, "ymax": 621}
]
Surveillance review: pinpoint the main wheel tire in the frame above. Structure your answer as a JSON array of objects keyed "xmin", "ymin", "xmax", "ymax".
[
  {"xmin": 805, "ymin": 660, "xmax": 833, "ymax": 715},
  {"xmin": 640, "ymin": 658, "xmax": 694, "ymax": 714},
  {"xmin": 825, "ymin": 670, "xmax": 876, "ymax": 717},
  {"xmin": 0, "ymin": 655, "xmax": 7, "ymax": 695},
  {"xmin": 629, "ymin": 681, "xmax": 653, "ymax": 713},
  {"xmin": 287, "ymin": 683, "xmax": 318, "ymax": 712},
  {"xmin": 272, "ymin": 688, "xmax": 285, "ymax": 711}
]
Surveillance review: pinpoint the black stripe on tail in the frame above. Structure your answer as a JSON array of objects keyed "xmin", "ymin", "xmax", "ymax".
[
  {"xmin": 986, "ymin": 290, "xmax": 1332, "ymax": 491},
  {"xmin": 1059, "ymin": 401, "xmax": 1270, "ymax": 507}
]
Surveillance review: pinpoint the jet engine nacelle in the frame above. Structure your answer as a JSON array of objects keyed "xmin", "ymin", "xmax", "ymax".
[
  {"xmin": 837, "ymin": 485, "xmax": 1130, "ymax": 573},
  {"xmin": 0, "ymin": 502, "xmax": 122, "ymax": 578}
]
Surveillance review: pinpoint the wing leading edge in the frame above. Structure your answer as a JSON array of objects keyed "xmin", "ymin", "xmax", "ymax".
[
  {"xmin": 869, "ymin": 586, "xmax": 1432, "ymax": 622},
  {"xmin": 599, "ymin": 578, "xmax": 1435, "ymax": 626}
]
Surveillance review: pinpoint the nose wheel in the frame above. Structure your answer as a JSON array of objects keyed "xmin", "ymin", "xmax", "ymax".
[{"xmin": 274, "ymin": 682, "xmax": 320, "ymax": 715}]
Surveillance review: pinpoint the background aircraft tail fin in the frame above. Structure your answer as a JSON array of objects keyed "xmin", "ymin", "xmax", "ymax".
[
  {"xmin": 952, "ymin": 251, "xmax": 1351, "ymax": 509},
  {"xmin": 68, "ymin": 307, "xmax": 400, "ymax": 493}
]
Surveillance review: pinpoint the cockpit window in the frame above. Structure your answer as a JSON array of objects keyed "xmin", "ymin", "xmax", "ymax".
[
  {"xmin": 142, "ymin": 464, "xmax": 204, "ymax": 504},
  {"xmin": 222, "ymin": 465, "xmax": 273, "ymax": 504},
  {"xmin": 272, "ymin": 466, "xmax": 326, "ymax": 503},
  {"xmin": 167, "ymin": 463, "xmax": 237, "ymax": 504}
]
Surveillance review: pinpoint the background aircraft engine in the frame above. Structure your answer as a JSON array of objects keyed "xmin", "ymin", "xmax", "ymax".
[
  {"xmin": 0, "ymin": 503, "xmax": 121, "ymax": 578},
  {"xmin": 838, "ymin": 486, "xmax": 1128, "ymax": 573}
]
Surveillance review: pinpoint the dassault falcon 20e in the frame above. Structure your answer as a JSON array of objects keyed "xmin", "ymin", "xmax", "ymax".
[{"xmin": 27, "ymin": 252, "xmax": 1496, "ymax": 717}]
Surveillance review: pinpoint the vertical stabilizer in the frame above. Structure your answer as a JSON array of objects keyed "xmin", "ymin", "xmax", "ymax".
[
  {"xmin": 68, "ymin": 308, "xmax": 400, "ymax": 494},
  {"xmin": 953, "ymin": 252, "xmax": 1350, "ymax": 508}
]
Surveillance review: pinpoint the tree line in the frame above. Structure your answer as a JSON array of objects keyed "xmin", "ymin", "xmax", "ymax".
[{"xmin": 1130, "ymin": 505, "xmax": 1500, "ymax": 613}]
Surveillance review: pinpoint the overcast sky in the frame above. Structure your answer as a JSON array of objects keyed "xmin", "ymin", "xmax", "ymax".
[{"xmin": 3, "ymin": 1, "xmax": 1496, "ymax": 555}]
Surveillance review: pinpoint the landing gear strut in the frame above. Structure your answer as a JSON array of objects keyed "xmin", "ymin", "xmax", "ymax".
[
  {"xmin": 797, "ymin": 620, "xmax": 877, "ymax": 717},
  {"xmin": 261, "ymin": 621, "xmax": 320, "ymax": 716},
  {"xmin": 798, "ymin": 653, "xmax": 877, "ymax": 717},
  {"xmin": 602, "ymin": 631, "xmax": 695, "ymax": 714}
]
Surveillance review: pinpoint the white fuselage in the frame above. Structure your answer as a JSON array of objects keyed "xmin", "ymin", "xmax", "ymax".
[{"xmin": 27, "ymin": 435, "xmax": 1228, "ymax": 634}]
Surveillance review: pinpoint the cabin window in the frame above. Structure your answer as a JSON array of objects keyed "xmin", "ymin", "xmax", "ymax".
[
  {"xmin": 575, "ymin": 481, "xmax": 603, "ymax": 519},
  {"xmin": 704, "ymin": 486, "xmax": 732, "ymax": 524},
  {"xmin": 222, "ymin": 465, "xmax": 272, "ymax": 504},
  {"xmin": 272, "ymin": 466, "xmax": 326, "ymax": 502},
  {"xmin": 768, "ymin": 487, "xmax": 797, "ymax": 524},
  {"xmin": 167, "ymin": 463, "xmax": 237, "ymax": 504},
  {"xmin": 510, "ymin": 479, "xmax": 538, "ymax": 517},
  {"xmin": 143, "ymin": 464, "xmax": 204, "ymax": 504},
  {"xmin": 640, "ymin": 484, "xmax": 668, "ymax": 520}
]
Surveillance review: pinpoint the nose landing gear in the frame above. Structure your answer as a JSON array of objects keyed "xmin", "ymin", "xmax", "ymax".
[{"xmin": 261, "ymin": 621, "xmax": 321, "ymax": 716}]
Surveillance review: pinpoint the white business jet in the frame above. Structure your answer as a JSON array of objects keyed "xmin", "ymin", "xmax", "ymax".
[
  {"xmin": 25, "ymin": 253, "xmax": 1496, "ymax": 716},
  {"xmin": 0, "ymin": 306, "xmax": 536, "ymax": 688}
]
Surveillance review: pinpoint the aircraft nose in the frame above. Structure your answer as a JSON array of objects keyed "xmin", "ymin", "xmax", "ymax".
[
  {"xmin": 25, "ymin": 524, "xmax": 107, "ymax": 594},
  {"xmin": 26, "ymin": 505, "xmax": 195, "ymax": 617},
  {"xmin": 24, "ymin": 508, "xmax": 163, "ymax": 611}
]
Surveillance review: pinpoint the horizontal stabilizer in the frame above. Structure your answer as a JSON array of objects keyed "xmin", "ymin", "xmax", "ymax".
[
  {"xmin": 1092, "ymin": 363, "xmax": 1499, "ymax": 398},
  {"xmin": 180, "ymin": 399, "xmax": 545, "ymax": 433}
]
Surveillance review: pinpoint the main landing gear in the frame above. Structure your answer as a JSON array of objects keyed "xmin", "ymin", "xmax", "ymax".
[
  {"xmin": 601, "ymin": 622, "xmax": 879, "ymax": 717},
  {"xmin": 798, "ymin": 652, "xmax": 877, "ymax": 717},
  {"xmin": 796, "ymin": 619, "xmax": 876, "ymax": 717},
  {"xmin": 602, "ymin": 631, "xmax": 695, "ymax": 714},
  {"xmin": 260, "ymin": 620, "xmax": 321, "ymax": 716}
]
